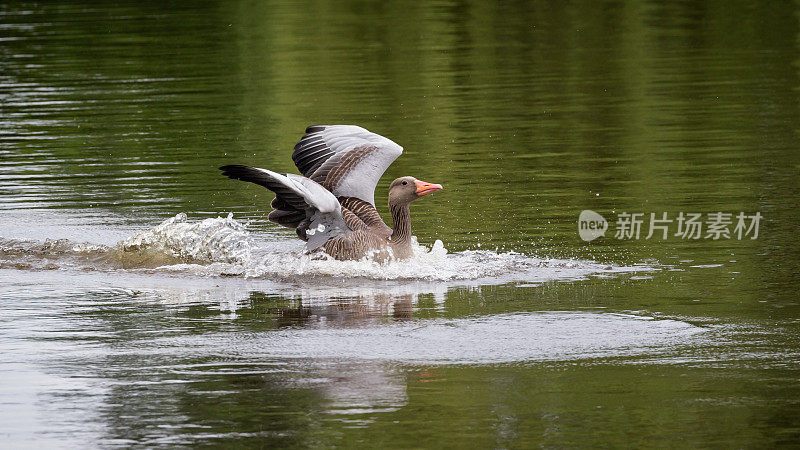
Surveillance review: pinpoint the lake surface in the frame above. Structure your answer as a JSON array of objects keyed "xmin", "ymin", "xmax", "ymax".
[{"xmin": 2, "ymin": 0, "xmax": 799, "ymax": 447}]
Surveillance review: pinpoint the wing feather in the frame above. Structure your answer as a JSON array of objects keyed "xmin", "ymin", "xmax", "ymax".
[
  {"xmin": 219, "ymin": 165, "xmax": 350, "ymax": 250},
  {"xmin": 291, "ymin": 125, "xmax": 403, "ymax": 205}
]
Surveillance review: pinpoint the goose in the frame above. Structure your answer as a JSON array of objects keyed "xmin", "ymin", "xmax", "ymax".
[{"xmin": 220, "ymin": 125, "xmax": 442, "ymax": 261}]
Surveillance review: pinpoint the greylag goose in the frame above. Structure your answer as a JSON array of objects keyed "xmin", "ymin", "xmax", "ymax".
[{"xmin": 220, "ymin": 125, "xmax": 442, "ymax": 261}]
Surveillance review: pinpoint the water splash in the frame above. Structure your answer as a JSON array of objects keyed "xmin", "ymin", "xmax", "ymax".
[
  {"xmin": 2, "ymin": 213, "xmax": 654, "ymax": 283},
  {"xmin": 117, "ymin": 213, "xmax": 653, "ymax": 282},
  {"xmin": 119, "ymin": 212, "xmax": 253, "ymax": 264}
]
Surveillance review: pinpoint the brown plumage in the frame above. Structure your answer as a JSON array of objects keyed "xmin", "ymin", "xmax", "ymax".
[{"xmin": 220, "ymin": 125, "xmax": 442, "ymax": 262}]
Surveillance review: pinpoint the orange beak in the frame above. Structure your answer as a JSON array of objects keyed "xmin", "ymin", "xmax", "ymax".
[{"xmin": 414, "ymin": 180, "xmax": 443, "ymax": 196}]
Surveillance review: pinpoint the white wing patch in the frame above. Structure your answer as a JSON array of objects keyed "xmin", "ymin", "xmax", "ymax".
[
  {"xmin": 315, "ymin": 126, "xmax": 403, "ymax": 206},
  {"xmin": 333, "ymin": 147, "xmax": 402, "ymax": 206},
  {"xmin": 320, "ymin": 125, "xmax": 402, "ymax": 154},
  {"xmin": 292, "ymin": 125, "xmax": 404, "ymax": 206},
  {"xmin": 253, "ymin": 168, "xmax": 340, "ymax": 214}
]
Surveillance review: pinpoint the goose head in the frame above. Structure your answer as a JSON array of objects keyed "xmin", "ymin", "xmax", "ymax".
[{"xmin": 388, "ymin": 176, "xmax": 443, "ymax": 206}]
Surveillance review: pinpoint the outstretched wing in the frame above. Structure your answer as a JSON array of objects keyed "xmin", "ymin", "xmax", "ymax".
[
  {"xmin": 219, "ymin": 165, "xmax": 349, "ymax": 251},
  {"xmin": 291, "ymin": 125, "xmax": 403, "ymax": 206}
]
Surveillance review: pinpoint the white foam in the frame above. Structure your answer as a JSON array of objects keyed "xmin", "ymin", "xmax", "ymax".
[
  {"xmin": 119, "ymin": 212, "xmax": 253, "ymax": 264},
  {"xmin": 117, "ymin": 213, "xmax": 653, "ymax": 283}
]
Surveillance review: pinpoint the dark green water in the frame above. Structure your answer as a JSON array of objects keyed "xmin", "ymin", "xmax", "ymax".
[{"xmin": 1, "ymin": 1, "xmax": 799, "ymax": 447}]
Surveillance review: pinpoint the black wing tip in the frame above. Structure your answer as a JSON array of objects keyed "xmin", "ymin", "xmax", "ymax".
[
  {"xmin": 305, "ymin": 125, "xmax": 326, "ymax": 133},
  {"xmin": 219, "ymin": 165, "xmax": 274, "ymax": 183},
  {"xmin": 219, "ymin": 165, "xmax": 287, "ymax": 177},
  {"xmin": 219, "ymin": 164, "xmax": 249, "ymax": 177}
]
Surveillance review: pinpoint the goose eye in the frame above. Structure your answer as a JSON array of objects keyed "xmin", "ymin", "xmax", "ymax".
[{"xmin": 402, "ymin": 181, "xmax": 407, "ymax": 185}]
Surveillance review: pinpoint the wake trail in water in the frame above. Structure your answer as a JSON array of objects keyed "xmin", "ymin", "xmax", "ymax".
[{"xmin": 1, "ymin": 213, "xmax": 654, "ymax": 283}]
